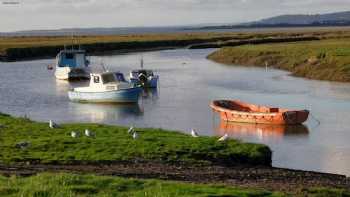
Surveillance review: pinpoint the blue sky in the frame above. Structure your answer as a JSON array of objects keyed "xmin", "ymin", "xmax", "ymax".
[{"xmin": 0, "ymin": 0, "xmax": 349, "ymax": 31}]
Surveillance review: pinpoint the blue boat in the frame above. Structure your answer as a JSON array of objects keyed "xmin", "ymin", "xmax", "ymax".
[
  {"xmin": 68, "ymin": 72, "xmax": 142, "ymax": 103},
  {"xmin": 129, "ymin": 58, "xmax": 159, "ymax": 88},
  {"xmin": 129, "ymin": 69, "xmax": 159, "ymax": 88}
]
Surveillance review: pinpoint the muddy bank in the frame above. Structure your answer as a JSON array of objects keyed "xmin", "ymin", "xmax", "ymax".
[
  {"xmin": 189, "ymin": 36, "xmax": 319, "ymax": 49},
  {"xmin": 0, "ymin": 162, "xmax": 348, "ymax": 194}
]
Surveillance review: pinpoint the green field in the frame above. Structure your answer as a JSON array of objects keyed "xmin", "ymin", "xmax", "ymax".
[
  {"xmin": 1, "ymin": 173, "xmax": 349, "ymax": 197},
  {"xmin": 208, "ymin": 38, "xmax": 350, "ymax": 82},
  {"xmin": 0, "ymin": 173, "xmax": 282, "ymax": 197},
  {"xmin": 0, "ymin": 113, "xmax": 271, "ymax": 166}
]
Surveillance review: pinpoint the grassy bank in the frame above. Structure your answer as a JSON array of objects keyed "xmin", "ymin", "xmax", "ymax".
[
  {"xmin": 0, "ymin": 173, "xmax": 280, "ymax": 197},
  {"xmin": 1, "ymin": 173, "xmax": 349, "ymax": 197},
  {"xmin": 208, "ymin": 38, "xmax": 350, "ymax": 82},
  {"xmin": 0, "ymin": 113, "xmax": 271, "ymax": 166},
  {"xmin": 1, "ymin": 29, "xmax": 350, "ymax": 61}
]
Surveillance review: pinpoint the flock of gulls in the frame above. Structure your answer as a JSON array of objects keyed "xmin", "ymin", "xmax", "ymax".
[
  {"xmin": 191, "ymin": 129, "xmax": 228, "ymax": 141},
  {"xmin": 51, "ymin": 120, "xmax": 230, "ymax": 141},
  {"xmin": 15, "ymin": 120, "xmax": 229, "ymax": 149},
  {"xmin": 50, "ymin": 120, "xmax": 229, "ymax": 141}
]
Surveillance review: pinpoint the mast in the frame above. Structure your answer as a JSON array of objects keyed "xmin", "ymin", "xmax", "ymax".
[{"xmin": 140, "ymin": 56, "xmax": 144, "ymax": 69}]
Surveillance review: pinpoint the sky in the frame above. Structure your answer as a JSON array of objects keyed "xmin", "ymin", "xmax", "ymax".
[{"xmin": 0, "ymin": 0, "xmax": 349, "ymax": 32}]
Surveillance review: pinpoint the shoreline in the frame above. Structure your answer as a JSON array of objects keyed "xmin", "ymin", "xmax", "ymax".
[{"xmin": 0, "ymin": 46, "xmax": 181, "ymax": 62}]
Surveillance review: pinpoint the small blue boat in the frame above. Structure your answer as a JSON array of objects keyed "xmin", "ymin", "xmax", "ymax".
[
  {"xmin": 130, "ymin": 69, "xmax": 159, "ymax": 88},
  {"xmin": 68, "ymin": 72, "xmax": 142, "ymax": 103},
  {"xmin": 129, "ymin": 58, "xmax": 159, "ymax": 88}
]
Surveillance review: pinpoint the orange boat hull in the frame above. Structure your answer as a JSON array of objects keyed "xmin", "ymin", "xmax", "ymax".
[{"xmin": 210, "ymin": 100, "xmax": 309, "ymax": 125}]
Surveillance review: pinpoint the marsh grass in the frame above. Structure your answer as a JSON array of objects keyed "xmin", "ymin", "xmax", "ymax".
[
  {"xmin": 0, "ymin": 113, "xmax": 271, "ymax": 166},
  {"xmin": 207, "ymin": 38, "xmax": 350, "ymax": 82},
  {"xmin": 2, "ymin": 29, "xmax": 350, "ymax": 61}
]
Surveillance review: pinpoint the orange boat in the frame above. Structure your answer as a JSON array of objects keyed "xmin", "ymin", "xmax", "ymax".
[{"xmin": 210, "ymin": 100, "xmax": 309, "ymax": 125}]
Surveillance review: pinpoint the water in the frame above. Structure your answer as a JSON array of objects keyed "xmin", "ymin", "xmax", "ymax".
[{"xmin": 1, "ymin": 49, "xmax": 350, "ymax": 176}]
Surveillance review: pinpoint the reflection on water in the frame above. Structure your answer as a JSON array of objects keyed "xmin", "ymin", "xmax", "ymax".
[
  {"xmin": 141, "ymin": 88, "xmax": 159, "ymax": 101},
  {"xmin": 216, "ymin": 121, "xmax": 309, "ymax": 142},
  {"xmin": 69, "ymin": 102, "xmax": 143, "ymax": 122},
  {"xmin": 54, "ymin": 79, "xmax": 89, "ymax": 95}
]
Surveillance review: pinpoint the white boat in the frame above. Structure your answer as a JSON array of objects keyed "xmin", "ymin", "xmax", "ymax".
[
  {"xmin": 68, "ymin": 72, "xmax": 142, "ymax": 103},
  {"xmin": 55, "ymin": 49, "xmax": 91, "ymax": 80}
]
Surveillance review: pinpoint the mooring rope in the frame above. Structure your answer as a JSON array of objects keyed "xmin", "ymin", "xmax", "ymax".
[{"xmin": 309, "ymin": 112, "xmax": 321, "ymax": 127}]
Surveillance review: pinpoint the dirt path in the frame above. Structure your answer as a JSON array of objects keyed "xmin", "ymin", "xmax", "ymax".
[{"xmin": 0, "ymin": 162, "xmax": 349, "ymax": 193}]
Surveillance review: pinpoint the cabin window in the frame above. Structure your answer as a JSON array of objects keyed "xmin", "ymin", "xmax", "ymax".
[
  {"xmin": 102, "ymin": 73, "xmax": 116, "ymax": 84},
  {"xmin": 131, "ymin": 72, "xmax": 138, "ymax": 78},
  {"xmin": 115, "ymin": 73, "xmax": 126, "ymax": 82},
  {"xmin": 94, "ymin": 76, "xmax": 100, "ymax": 83},
  {"xmin": 65, "ymin": 53, "xmax": 74, "ymax": 59}
]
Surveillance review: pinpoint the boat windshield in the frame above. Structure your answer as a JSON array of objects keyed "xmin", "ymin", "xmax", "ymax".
[
  {"xmin": 147, "ymin": 70, "xmax": 154, "ymax": 76},
  {"xmin": 102, "ymin": 73, "xmax": 117, "ymax": 84},
  {"xmin": 114, "ymin": 73, "xmax": 126, "ymax": 82},
  {"xmin": 131, "ymin": 71, "xmax": 139, "ymax": 78}
]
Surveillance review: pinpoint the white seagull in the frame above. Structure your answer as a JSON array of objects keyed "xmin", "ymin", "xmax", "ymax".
[
  {"xmin": 128, "ymin": 126, "xmax": 134, "ymax": 134},
  {"xmin": 49, "ymin": 120, "xmax": 58, "ymax": 129},
  {"xmin": 71, "ymin": 131, "xmax": 79, "ymax": 138},
  {"xmin": 218, "ymin": 134, "xmax": 229, "ymax": 142},
  {"xmin": 85, "ymin": 129, "xmax": 94, "ymax": 137},
  {"xmin": 191, "ymin": 129, "xmax": 199, "ymax": 138},
  {"xmin": 133, "ymin": 131, "xmax": 138, "ymax": 139}
]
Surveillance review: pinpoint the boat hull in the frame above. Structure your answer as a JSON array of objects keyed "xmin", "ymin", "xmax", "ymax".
[
  {"xmin": 55, "ymin": 67, "xmax": 90, "ymax": 80},
  {"xmin": 68, "ymin": 87, "xmax": 142, "ymax": 103},
  {"xmin": 210, "ymin": 100, "xmax": 309, "ymax": 125}
]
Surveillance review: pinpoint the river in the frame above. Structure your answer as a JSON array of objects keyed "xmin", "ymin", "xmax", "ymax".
[{"xmin": 1, "ymin": 48, "xmax": 350, "ymax": 176}]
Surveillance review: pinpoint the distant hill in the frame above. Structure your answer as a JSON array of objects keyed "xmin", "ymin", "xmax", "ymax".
[
  {"xmin": 249, "ymin": 11, "xmax": 350, "ymax": 26},
  {"xmin": 199, "ymin": 11, "xmax": 350, "ymax": 29}
]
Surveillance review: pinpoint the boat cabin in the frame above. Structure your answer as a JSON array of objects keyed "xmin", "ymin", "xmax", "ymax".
[
  {"xmin": 130, "ymin": 69, "xmax": 154, "ymax": 79},
  {"xmin": 86, "ymin": 72, "xmax": 131, "ymax": 91},
  {"xmin": 56, "ymin": 49, "xmax": 89, "ymax": 68}
]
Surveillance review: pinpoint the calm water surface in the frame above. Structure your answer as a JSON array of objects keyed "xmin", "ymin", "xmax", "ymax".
[{"xmin": 1, "ymin": 49, "xmax": 350, "ymax": 176}]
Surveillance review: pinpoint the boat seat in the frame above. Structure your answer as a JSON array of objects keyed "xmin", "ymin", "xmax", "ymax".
[{"xmin": 270, "ymin": 108, "xmax": 279, "ymax": 113}]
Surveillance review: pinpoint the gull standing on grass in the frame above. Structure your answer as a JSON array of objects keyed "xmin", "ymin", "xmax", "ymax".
[
  {"xmin": 133, "ymin": 131, "xmax": 138, "ymax": 140},
  {"xmin": 218, "ymin": 134, "xmax": 229, "ymax": 142},
  {"xmin": 71, "ymin": 131, "xmax": 78, "ymax": 138},
  {"xmin": 49, "ymin": 120, "xmax": 58, "ymax": 128},
  {"xmin": 191, "ymin": 129, "xmax": 199, "ymax": 138},
  {"xmin": 85, "ymin": 129, "xmax": 94, "ymax": 137},
  {"xmin": 128, "ymin": 126, "xmax": 134, "ymax": 134}
]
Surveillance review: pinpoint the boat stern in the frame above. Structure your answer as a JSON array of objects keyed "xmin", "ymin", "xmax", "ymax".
[{"xmin": 283, "ymin": 110, "xmax": 310, "ymax": 124}]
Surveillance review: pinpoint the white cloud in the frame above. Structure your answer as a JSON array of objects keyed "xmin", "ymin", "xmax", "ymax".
[{"xmin": 0, "ymin": 0, "xmax": 348, "ymax": 31}]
